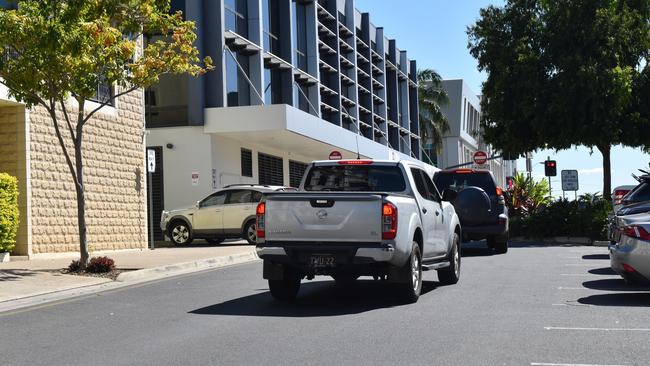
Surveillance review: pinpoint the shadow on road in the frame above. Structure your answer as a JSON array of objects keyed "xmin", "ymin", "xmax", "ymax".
[
  {"xmin": 582, "ymin": 254, "xmax": 609, "ymax": 260},
  {"xmin": 588, "ymin": 267, "xmax": 617, "ymax": 275},
  {"xmin": 189, "ymin": 279, "xmax": 440, "ymax": 317},
  {"xmin": 460, "ymin": 241, "xmax": 495, "ymax": 257},
  {"xmin": 582, "ymin": 278, "xmax": 650, "ymax": 292},
  {"xmin": 578, "ymin": 292, "xmax": 650, "ymax": 307}
]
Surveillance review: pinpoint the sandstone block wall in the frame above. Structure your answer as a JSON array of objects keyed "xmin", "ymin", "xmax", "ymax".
[{"xmin": 29, "ymin": 90, "xmax": 147, "ymax": 254}]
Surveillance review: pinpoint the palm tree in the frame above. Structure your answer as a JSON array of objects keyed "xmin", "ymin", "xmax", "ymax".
[{"xmin": 418, "ymin": 69, "xmax": 450, "ymax": 165}]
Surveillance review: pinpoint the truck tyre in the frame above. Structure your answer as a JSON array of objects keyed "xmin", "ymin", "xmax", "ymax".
[
  {"xmin": 438, "ymin": 233, "xmax": 461, "ymax": 285},
  {"xmin": 398, "ymin": 241, "xmax": 423, "ymax": 303},
  {"xmin": 489, "ymin": 233, "xmax": 509, "ymax": 254},
  {"xmin": 269, "ymin": 267, "xmax": 301, "ymax": 301}
]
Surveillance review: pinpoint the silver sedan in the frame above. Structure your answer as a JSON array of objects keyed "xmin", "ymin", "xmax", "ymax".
[{"xmin": 610, "ymin": 215, "xmax": 650, "ymax": 284}]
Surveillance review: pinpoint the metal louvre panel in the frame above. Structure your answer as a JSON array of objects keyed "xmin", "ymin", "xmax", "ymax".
[
  {"xmin": 258, "ymin": 152, "xmax": 284, "ymax": 186},
  {"xmin": 289, "ymin": 160, "xmax": 308, "ymax": 188},
  {"xmin": 241, "ymin": 148, "xmax": 253, "ymax": 177},
  {"xmin": 147, "ymin": 146, "xmax": 165, "ymax": 241}
]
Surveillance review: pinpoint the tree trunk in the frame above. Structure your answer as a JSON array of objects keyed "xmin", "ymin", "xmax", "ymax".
[
  {"xmin": 74, "ymin": 137, "xmax": 89, "ymax": 268},
  {"xmin": 598, "ymin": 144, "xmax": 612, "ymax": 201}
]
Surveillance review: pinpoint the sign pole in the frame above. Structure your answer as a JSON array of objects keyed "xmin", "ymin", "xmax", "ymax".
[
  {"xmin": 147, "ymin": 149, "xmax": 156, "ymax": 250},
  {"xmin": 148, "ymin": 170, "xmax": 154, "ymax": 250}
]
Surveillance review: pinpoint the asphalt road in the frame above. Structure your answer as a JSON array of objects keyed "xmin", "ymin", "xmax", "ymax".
[{"xmin": 2, "ymin": 242, "xmax": 650, "ymax": 366}]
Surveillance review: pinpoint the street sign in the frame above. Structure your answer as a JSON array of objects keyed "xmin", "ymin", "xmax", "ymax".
[
  {"xmin": 147, "ymin": 149, "xmax": 156, "ymax": 173},
  {"xmin": 329, "ymin": 150, "xmax": 342, "ymax": 160},
  {"xmin": 473, "ymin": 151, "xmax": 488, "ymax": 165},
  {"xmin": 561, "ymin": 170, "xmax": 579, "ymax": 191}
]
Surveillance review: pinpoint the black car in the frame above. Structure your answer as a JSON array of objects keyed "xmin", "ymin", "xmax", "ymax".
[{"xmin": 433, "ymin": 169, "xmax": 509, "ymax": 253}]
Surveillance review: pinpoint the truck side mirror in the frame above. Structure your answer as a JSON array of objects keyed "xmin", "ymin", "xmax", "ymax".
[{"xmin": 442, "ymin": 189, "xmax": 458, "ymax": 202}]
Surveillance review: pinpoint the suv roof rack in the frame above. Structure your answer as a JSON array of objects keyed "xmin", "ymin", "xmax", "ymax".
[{"xmin": 223, "ymin": 184, "xmax": 271, "ymax": 188}]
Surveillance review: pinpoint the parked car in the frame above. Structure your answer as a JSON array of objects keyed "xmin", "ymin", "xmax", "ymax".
[
  {"xmin": 608, "ymin": 177, "xmax": 650, "ymax": 242},
  {"xmin": 609, "ymin": 212, "xmax": 650, "ymax": 284},
  {"xmin": 160, "ymin": 185, "xmax": 293, "ymax": 246},
  {"xmin": 432, "ymin": 169, "xmax": 509, "ymax": 253},
  {"xmin": 256, "ymin": 159, "xmax": 462, "ymax": 303}
]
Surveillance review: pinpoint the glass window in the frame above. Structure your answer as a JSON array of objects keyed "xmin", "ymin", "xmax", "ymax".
[
  {"xmin": 226, "ymin": 48, "xmax": 251, "ymax": 107},
  {"xmin": 410, "ymin": 168, "xmax": 429, "ymax": 199},
  {"xmin": 294, "ymin": 83, "xmax": 312, "ymax": 114},
  {"xmin": 251, "ymin": 191, "xmax": 263, "ymax": 202},
  {"xmin": 433, "ymin": 171, "xmax": 497, "ymax": 197},
  {"xmin": 304, "ymin": 165, "xmax": 406, "ymax": 192},
  {"xmin": 422, "ymin": 171, "xmax": 442, "ymax": 202},
  {"xmin": 292, "ymin": 0, "xmax": 307, "ymax": 71},
  {"xmin": 264, "ymin": 68, "xmax": 282, "ymax": 105},
  {"xmin": 200, "ymin": 192, "xmax": 226, "ymax": 207},
  {"xmin": 225, "ymin": 0, "xmax": 248, "ymax": 37},
  {"xmin": 624, "ymin": 182, "xmax": 650, "ymax": 204},
  {"xmin": 227, "ymin": 190, "xmax": 253, "ymax": 204},
  {"xmin": 262, "ymin": 0, "xmax": 280, "ymax": 55}
]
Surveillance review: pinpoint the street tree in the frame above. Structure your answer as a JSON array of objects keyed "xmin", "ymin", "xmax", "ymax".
[
  {"xmin": 468, "ymin": 0, "xmax": 650, "ymax": 199},
  {"xmin": 417, "ymin": 69, "xmax": 450, "ymax": 164},
  {"xmin": 0, "ymin": 0, "xmax": 212, "ymax": 268}
]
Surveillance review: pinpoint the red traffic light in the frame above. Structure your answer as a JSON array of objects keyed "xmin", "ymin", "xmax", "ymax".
[{"xmin": 544, "ymin": 160, "xmax": 557, "ymax": 176}]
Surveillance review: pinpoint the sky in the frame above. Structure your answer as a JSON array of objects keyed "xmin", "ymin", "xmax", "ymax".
[{"xmin": 355, "ymin": 0, "xmax": 650, "ymax": 197}]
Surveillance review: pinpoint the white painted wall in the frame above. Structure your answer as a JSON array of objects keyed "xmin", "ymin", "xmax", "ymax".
[{"xmin": 147, "ymin": 126, "xmax": 213, "ymax": 210}]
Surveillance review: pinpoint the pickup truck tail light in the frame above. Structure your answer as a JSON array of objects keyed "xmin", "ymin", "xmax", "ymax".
[
  {"xmin": 622, "ymin": 225, "xmax": 650, "ymax": 241},
  {"xmin": 382, "ymin": 202, "xmax": 398, "ymax": 240},
  {"xmin": 256, "ymin": 202, "xmax": 266, "ymax": 239}
]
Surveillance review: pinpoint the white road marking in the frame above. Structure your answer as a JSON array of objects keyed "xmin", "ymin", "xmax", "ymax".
[
  {"xmin": 544, "ymin": 326, "xmax": 650, "ymax": 332},
  {"xmin": 560, "ymin": 274, "xmax": 592, "ymax": 277},
  {"xmin": 531, "ymin": 363, "xmax": 630, "ymax": 366}
]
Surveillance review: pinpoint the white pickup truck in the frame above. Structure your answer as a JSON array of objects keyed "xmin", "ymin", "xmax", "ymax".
[{"xmin": 255, "ymin": 159, "xmax": 462, "ymax": 303}]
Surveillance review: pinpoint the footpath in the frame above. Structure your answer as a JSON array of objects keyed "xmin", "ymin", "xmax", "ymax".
[{"xmin": 0, "ymin": 241, "xmax": 258, "ymax": 313}]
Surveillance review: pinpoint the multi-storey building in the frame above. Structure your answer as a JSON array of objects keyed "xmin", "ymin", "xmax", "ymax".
[
  {"xmin": 146, "ymin": 0, "xmax": 426, "ymax": 236},
  {"xmin": 435, "ymin": 79, "xmax": 515, "ymax": 187}
]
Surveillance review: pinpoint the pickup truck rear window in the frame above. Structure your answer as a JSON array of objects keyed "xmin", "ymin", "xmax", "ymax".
[
  {"xmin": 303, "ymin": 165, "xmax": 406, "ymax": 192},
  {"xmin": 433, "ymin": 171, "xmax": 497, "ymax": 196}
]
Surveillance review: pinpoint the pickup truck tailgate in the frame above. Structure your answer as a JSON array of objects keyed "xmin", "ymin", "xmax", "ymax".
[{"xmin": 264, "ymin": 193, "xmax": 383, "ymax": 242}]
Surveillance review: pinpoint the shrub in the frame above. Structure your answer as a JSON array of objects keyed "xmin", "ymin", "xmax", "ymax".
[
  {"xmin": 0, "ymin": 173, "xmax": 19, "ymax": 253},
  {"xmin": 86, "ymin": 256, "xmax": 116, "ymax": 273},
  {"xmin": 511, "ymin": 196, "xmax": 612, "ymax": 240},
  {"xmin": 68, "ymin": 259, "xmax": 82, "ymax": 273}
]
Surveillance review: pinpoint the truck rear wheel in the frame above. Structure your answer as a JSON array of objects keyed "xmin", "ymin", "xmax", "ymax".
[
  {"xmin": 268, "ymin": 267, "xmax": 301, "ymax": 301},
  {"xmin": 398, "ymin": 241, "xmax": 422, "ymax": 303},
  {"xmin": 438, "ymin": 233, "xmax": 461, "ymax": 285}
]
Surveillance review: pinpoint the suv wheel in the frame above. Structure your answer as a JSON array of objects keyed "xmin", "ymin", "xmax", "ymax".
[
  {"xmin": 243, "ymin": 220, "xmax": 257, "ymax": 245},
  {"xmin": 269, "ymin": 266, "xmax": 301, "ymax": 301},
  {"xmin": 169, "ymin": 221, "xmax": 193, "ymax": 245},
  {"xmin": 398, "ymin": 241, "xmax": 422, "ymax": 303},
  {"xmin": 438, "ymin": 233, "xmax": 461, "ymax": 285}
]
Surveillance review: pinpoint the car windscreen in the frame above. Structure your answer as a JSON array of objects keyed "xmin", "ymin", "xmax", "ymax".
[
  {"xmin": 433, "ymin": 172, "xmax": 496, "ymax": 196},
  {"xmin": 624, "ymin": 181, "xmax": 650, "ymax": 204},
  {"xmin": 303, "ymin": 165, "xmax": 406, "ymax": 192}
]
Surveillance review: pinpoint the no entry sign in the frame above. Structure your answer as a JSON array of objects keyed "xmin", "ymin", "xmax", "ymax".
[
  {"xmin": 473, "ymin": 151, "xmax": 488, "ymax": 165},
  {"xmin": 329, "ymin": 151, "xmax": 342, "ymax": 160}
]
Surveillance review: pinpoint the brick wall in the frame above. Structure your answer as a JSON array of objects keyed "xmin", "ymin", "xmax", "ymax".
[{"xmin": 29, "ymin": 90, "xmax": 147, "ymax": 254}]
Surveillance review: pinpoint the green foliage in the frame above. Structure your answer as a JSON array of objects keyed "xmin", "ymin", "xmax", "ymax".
[
  {"xmin": 0, "ymin": 0, "xmax": 212, "ymax": 107},
  {"xmin": 417, "ymin": 69, "xmax": 450, "ymax": 157},
  {"xmin": 510, "ymin": 196, "xmax": 612, "ymax": 240},
  {"xmin": 0, "ymin": 173, "xmax": 19, "ymax": 253},
  {"xmin": 505, "ymin": 173, "xmax": 552, "ymax": 217},
  {"xmin": 467, "ymin": 0, "xmax": 650, "ymax": 195}
]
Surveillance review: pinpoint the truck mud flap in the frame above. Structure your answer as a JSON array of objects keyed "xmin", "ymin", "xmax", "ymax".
[{"xmin": 263, "ymin": 260, "xmax": 285, "ymax": 280}]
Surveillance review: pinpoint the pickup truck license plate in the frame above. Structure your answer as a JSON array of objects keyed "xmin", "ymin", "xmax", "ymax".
[{"xmin": 309, "ymin": 255, "xmax": 335, "ymax": 268}]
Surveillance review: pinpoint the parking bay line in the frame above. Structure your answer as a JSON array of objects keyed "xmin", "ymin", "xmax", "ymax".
[
  {"xmin": 531, "ymin": 363, "xmax": 631, "ymax": 366},
  {"xmin": 544, "ymin": 326, "xmax": 650, "ymax": 332}
]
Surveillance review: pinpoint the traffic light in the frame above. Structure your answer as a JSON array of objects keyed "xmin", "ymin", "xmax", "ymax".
[{"xmin": 544, "ymin": 160, "xmax": 557, "ymax": 177}]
